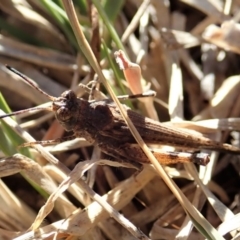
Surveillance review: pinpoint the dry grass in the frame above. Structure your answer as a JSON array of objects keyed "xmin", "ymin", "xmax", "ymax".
[{"xmin": 0, "ymin": 0, "xmax": 240, "ymax": 239}]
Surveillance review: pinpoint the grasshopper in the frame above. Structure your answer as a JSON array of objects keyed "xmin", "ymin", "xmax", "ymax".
[{"xmin": 1, "ymin": 66, "xmax": 240, "ymax": 166}]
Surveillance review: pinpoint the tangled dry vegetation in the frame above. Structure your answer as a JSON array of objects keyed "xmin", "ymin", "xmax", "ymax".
[{"xmin": 0, "ymin": 0, "xmax": 240, "ymax": 239}]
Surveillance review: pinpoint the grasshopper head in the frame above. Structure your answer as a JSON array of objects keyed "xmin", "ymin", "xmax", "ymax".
[{"xmin": 52, "ymin": 90, "xmax": 79, "ymax": 131}]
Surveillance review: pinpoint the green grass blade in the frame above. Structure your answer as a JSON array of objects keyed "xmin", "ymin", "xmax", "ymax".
[
  {"xmin": 0, "ymin": 93, "xmax": 31, "ymax": 157},
  {"xmin": 73, "ymin": 0, "xmax": 87, "ymax": 15},
  {"xmin": 102, "ymin": 40, "xmax": 132, "ymax": 103},
  {"xmin": 0, "ymin": 93, "xmax": 49, "ymax": 197},
  {"xmin": 103, "ymin": 0, "xmax": 125, "ymax": 22},
  {"xmin": 39, "ymin": 0, "xmax": 79, "ymax": 50},
  {"xmin": 91, "ymin": 0, "xmax": 125, "ymax": 51}
]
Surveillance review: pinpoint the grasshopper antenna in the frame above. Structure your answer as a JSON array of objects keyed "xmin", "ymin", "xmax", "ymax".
[
  {"xmin": 5, "ymin": 65, "xmax": 55, "ymax": 101},
  {"xmin": 117, "ymin": 90, "xmax": 156, "ymax": 101},
  {"xmin": 0, "ymin": 106, "xmax": 52, "ymax": 119},
  {"xmin": 0, "ymin": 66, "xmax": 55, "ymax": 119}
]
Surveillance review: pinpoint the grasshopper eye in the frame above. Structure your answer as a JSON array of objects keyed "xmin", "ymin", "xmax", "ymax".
[{"xmin": 57, "ymin": 107, "xmax": 72, "ymax": 121}]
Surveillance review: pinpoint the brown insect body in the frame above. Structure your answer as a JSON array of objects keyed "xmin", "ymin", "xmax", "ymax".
[
  {"xmin": 4, "ymin": 66, "xmax": 240, "ymax": 166},
  {"xmin": 52, "ymin": 90, "xmax": 240, "ymax": 165}
]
